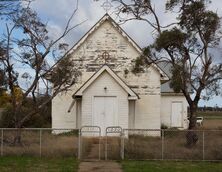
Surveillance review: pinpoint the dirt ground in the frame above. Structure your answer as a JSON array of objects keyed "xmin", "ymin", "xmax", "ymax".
[
  {"xmin": 201, "ymin": 119, "xmax": 222, "ymax": 129},
  {"xmin": 78, "ymin": 161, "xmax": 122, "ymax": 172}
]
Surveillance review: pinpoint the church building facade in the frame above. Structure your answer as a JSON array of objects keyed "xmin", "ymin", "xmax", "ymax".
[{"xmin": 51, "ymin": 14, "xmax": 189, "ymax": 134}]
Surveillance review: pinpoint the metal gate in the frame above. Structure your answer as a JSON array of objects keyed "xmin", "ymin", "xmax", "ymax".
[
  {"xmin": 105, "ymin": 126, "xmax": 123, "ymax": 160},
  {"xmin": 78, "ymin": 126, "xmax": 101, "ymax": 160}
]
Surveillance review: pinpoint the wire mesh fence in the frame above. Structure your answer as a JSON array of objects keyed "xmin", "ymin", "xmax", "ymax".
[
  {"xmin": 123, "ymin": 129, "xmax": 162, "ymax": 160},
  {"xmin": 204, "ymin": 130, "xmax": 222, "ymax": 160},
  {"xmin": 122, "ymin": 129, "xmax": 222, "ymax": 161},
  {"xmin": 41, "ymin": 129, "xmax": 78, "ymax": 157},
  {"xmin": 0, "ymin": 128, "xmax": 221, "ymax": 161},
  {"xmin": 0, "ymin": 128, "xmax": 79, "ymax": 157},
  {"xmin": 2, "ymin": 129, "xmax": 40, "ymax": 156},
  {"xmin": 162, "ymin": 130, "xmax": 203, "ymax": 160}
]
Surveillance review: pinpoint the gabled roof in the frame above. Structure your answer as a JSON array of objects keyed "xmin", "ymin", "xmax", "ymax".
[
  {"xmin": 69, "ymin": 13, "xmax": 141, "ymax": 55},
  {"xmin": 73, "ymin": 65, "xmax": 139, "ymax": 100},
  {"xmin": 68, "ymin": 13, "xmax": 169, "ymax": 81}
]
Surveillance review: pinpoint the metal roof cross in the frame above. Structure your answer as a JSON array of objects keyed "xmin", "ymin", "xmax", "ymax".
[{"xmin": 101, "ymin": 0, "xmax": 113, "ymax": 13}]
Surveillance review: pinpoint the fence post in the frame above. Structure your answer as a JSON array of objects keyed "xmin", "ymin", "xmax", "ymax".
[
  {"xmin": 39, "ymin": 129, "xmax": 42, "ymax": 157},
  {"xmin": 105, "ymin": 134, "xmax": 108, "ymax": 160},
  {"xmin": 161, "ymin": 130, "xmax": 164, "ymax": 160},
  {"xmin": 1, "ymin": 129, "xmax": 3, "ymax": 156},
  {"xmin": 121, "ymin": 131, "xmax": 125, "ymax": 160},
  {"xmin": 202, "ymin": 131, "xmax": 205, "ymax": 160},
  {"xmin": 78, "ymin": 129, "xmax": 81, "ymax": 160},
  {"xmin": 99, "ymin": 133, "xmax": 101, "ymax": 160}
]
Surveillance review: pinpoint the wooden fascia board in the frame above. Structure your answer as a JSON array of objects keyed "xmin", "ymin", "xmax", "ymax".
[{"xmin": 74, "ymin": 65, "xmax": 138, "ymax": 99}]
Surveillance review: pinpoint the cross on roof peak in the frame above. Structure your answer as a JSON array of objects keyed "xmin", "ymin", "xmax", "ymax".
[{"xmin": 101, "ymin": 0, "xmax": 113, "ymax": 13}]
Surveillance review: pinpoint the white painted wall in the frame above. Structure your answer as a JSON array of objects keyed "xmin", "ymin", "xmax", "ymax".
[
  {"xmin": 160, "ymin": 95, "xmax": 189, "ymax": 129},
  {"xmin": 81, "ymin": 71, "xmax": 129, "ymax": 134},
  {"xmin": 134, "ymin": 68, "xmax": 161, "ymax": 129},
  {"xmin": 52, "ymin": 90, "xmax": 77, "ymax": 130},
  {"xmin": 51, "ymin": 16, "xmax": 182, "ymax": 132},
  {"xmin": 135, "ymin": 95, "xmax": 161, "ymax": 129}
]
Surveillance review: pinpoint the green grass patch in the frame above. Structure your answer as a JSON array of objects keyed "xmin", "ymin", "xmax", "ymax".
[
  {"xmin": 122, "ymin": 160, "xmax": 222, "ymax": 172},
  {"xmin": 0, "ymin": 156, "xmax": 78, "ymax": 172}
]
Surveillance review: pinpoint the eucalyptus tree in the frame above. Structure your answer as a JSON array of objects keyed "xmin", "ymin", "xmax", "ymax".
[
  {"xmin": 0, "ymin": 0, "xmax": 83, "ymax": 143},
  {"xmin": 112, "ymin": 0, "xmax": 222, "ymax": 133}
]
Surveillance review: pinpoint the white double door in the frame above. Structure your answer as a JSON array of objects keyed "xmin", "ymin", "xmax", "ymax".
[{"xmin": 93, "ymin": 96, "xmax": 118, "ymax": 135}]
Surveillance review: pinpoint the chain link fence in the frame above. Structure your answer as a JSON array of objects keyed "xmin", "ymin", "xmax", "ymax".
[
  {"xmin": 0, "ymin": 128, "xmax": 221, "ymax": 161},
  {"xmin": 0, "ymin": 128, "xmax": 78, "ymax": 157},
  {"xmin": 122, "ymin": 129, "xmax": 222, "ymax": 161}
]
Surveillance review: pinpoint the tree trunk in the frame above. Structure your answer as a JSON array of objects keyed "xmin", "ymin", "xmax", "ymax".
[
  {"xmin": 13, "ymin": 122, "xmax": 23, "ymax": 145},
  {"xmin": 13, "ymin": 128, "xmax": 22, "ymax": 146},
  {"xmin": 189, "ymin": 103, "xmax": 197, "ymax": 129},
  {"xmin": 186, "ymin": 102, "xmax": 198, "ymax": 147}
]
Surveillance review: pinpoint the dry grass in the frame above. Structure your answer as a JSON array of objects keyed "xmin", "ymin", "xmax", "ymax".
[
  {"xmin": 124, "ymin": 135, "xmax": 162, "ymax": 159},
  {"xmin": 0, "ymin": 128, "xmax": 221, "ymax": 160},
  {"xmin": 124, "ymin": 130, "xmax": 222, "ymax": 160},
  {"xmin": 106, "ymin": 137, "xmax": 122, "ymax": 160},
  {"xmin": 163, "ymin": 131, "xmax": 203, "ymax": 160},
  {"xmin": 204, "ymin": 130, "xmax": 222, "ymax": 160},
  {"xmin": 200, "ymin": 119, "xmax": 222, "ymax": 130},
  {"xmin": 80, "ymin": 137, "xmax": 98, "ymax": 159},
  {"xmin": 80, "ymin": 136, "xmax": 122, "ymax": 160},
  {"xmin": 2, "ymin": 130, "xmax": 79, "ymax": 157}
]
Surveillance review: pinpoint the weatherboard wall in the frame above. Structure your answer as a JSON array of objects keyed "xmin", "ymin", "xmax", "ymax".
[
  {"xmin": 160, "ymin": 95, "xmax": 189, "ymax": 129},
  {"xmin": 51, "ymin": 17, "xmax": 166, "ymax": 131}
]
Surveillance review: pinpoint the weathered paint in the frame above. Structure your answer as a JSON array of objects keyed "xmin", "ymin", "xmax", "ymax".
[{"xmin": 51, "ymin": 14, "xmax": 187, "ymax": 133}]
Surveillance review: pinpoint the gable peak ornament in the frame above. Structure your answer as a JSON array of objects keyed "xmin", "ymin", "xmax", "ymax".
[
  {"xmin": 102, "ymin": 51, "xmax": 110, "ymax": 64},
  {"xmin": 101, "ymin": 0, "xmax": 113, "ymax": 13}
]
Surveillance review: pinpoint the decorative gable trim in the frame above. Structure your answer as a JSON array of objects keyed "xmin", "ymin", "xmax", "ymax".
[{"xmin": 73, "ymin": 65, "xmax": 139, "ymax": 100}]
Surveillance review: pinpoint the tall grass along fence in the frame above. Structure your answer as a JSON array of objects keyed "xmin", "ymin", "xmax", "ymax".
[{"xmin": 0, "ymin": 128, "xmax": 222, "ymax": 161}]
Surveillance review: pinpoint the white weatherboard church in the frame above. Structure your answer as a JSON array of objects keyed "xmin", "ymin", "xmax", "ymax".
[{"xmin": 52, "ymin": 14, "xmax": 189, "ymax": 135}]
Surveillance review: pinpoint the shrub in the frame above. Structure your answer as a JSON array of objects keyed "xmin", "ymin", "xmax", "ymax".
[{"xmin": 0, "ymin": 97, "xmax": 51, "ymax": 128}]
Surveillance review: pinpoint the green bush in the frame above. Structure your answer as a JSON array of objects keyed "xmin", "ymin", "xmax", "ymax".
[{"xmin": 0, "ymin": 97, "xmax": 51, "ymax": 128}]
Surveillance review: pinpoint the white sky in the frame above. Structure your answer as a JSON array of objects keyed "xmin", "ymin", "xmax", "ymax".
[{"xmin": 24, "ymin": 0, "xmax": 222, "ymax": 106}]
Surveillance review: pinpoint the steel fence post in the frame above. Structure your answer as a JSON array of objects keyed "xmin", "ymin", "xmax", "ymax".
[
  {"xmin": 105, "ymin": 134, "xmax": 108, "ymax": 160},
  {"xmin": 203, "ymin": 131, "xmax": 205, "ymax": 160},
  {"xmin": 39, "ymin": 129, "xmax": 42, "ymax": 157},
  {"xmin": 1, "ymin": 129, "xmax": 3, "ymax": 156},
  {"xmin": 78, "ymin": 129, "xmax": 81, "ymax": 160},
  {"xmin": 121, "ymin": 131, "xmax": 125, "ymax": 160},
  {"xmin": 162, "ymin": 130, "xmax": 164, "ymax": 160},
  {"xmin": 99, "ymin": 132, "xmax": 101, "ymax": 160}
]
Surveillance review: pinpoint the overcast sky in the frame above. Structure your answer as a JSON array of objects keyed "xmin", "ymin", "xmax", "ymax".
[{"xmin": 25, "ymin": 0, "xmax": 222, "ymax": 106}]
